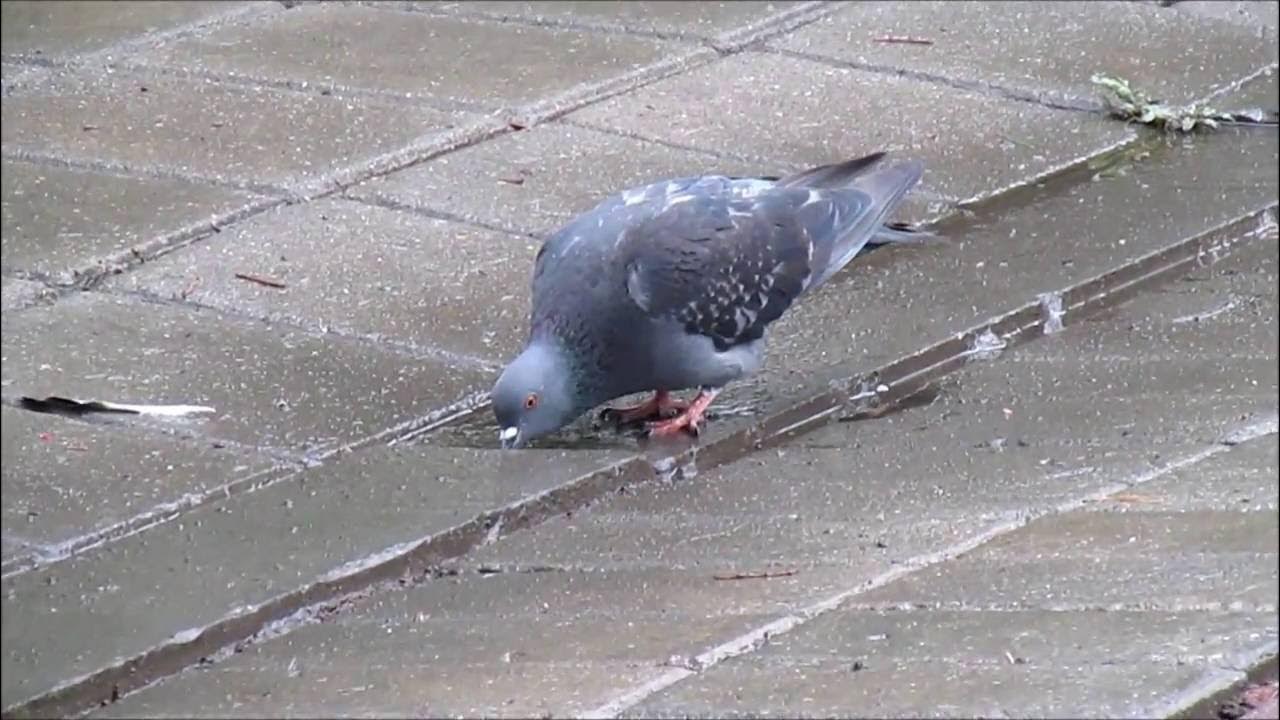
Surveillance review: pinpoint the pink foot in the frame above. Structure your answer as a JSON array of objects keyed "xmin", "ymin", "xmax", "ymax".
[
  {"xmin": 645, "ymin": 389, "xmax": 720, "ymax": 438},
  {"xmin": 602, "ymin": 390, "xmax": 689, "ymax": 425}
]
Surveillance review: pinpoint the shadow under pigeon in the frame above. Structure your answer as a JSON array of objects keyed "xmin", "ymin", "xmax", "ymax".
[{"xmin": 418, "ymin": 386, "xmax": 771, "ymax": 452}]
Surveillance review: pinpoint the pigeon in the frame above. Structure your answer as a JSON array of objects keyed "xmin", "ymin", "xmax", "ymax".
[{"xmin": 492, "ymin": 151, "xmax": 931, "ymax": 449}]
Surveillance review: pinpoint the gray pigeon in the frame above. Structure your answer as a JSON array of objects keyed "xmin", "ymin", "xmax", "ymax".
[{"xmin": 492, "ymin": 151, "xmax": 930, "ymax": 449}]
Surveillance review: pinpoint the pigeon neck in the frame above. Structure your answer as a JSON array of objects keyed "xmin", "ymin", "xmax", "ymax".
[
  {"xmin": 521, "ymin": 336, "xmax": 595, "ymax": 414},
  {"xmin": 525, "ymin": 334, "xmax": 568, "ymax": 363},
  {"xmin": 521, "ymin": 337, "xmax": 576, "ymax": 390}
]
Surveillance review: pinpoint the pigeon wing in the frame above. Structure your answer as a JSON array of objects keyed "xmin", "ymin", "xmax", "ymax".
[{"xmin": 618, "ymin": 186, "xmax": 873, "ymax": 351}]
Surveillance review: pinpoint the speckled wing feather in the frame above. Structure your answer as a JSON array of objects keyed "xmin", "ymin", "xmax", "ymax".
[{"xmin": 617, "ymin": 184, "xmax": 876, "ymax": 351}]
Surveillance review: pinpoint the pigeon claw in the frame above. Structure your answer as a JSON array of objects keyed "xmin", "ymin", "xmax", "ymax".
[
  {"xmin": 645, "ymin": 414, "xmax": 703, "ymax": 438},
  {"xmin": 643, "ymin": 388, "xmax": 719, "ymax": 440},
  {"xmin": 602, "ymin": 390, "xmax": 689, "ymax": 427}
]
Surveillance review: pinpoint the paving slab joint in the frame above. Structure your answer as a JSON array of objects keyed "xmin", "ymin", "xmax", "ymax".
[
  {"xmin": 346, "ymin": 0, "xmax": 692, "ymax": 42},
  {"xmin": 110, "ymin": 58, "xmax": 495, "ymax": 115},
  {"xmin": 0, "ymin": 462, "xmax": 302, "ymax": 582},
  {"xmin": 1, "ymin": 146, "xmax": 291, "ymax": 199},
  {"xmin": 1201, "ymin": 63, "xmax": 1280, "ymax": 105},
  {"xmin": 767, "ymin": 46, "xmax": 1106, "ymax": 113},
  {"xmin": 340, "ymin": 186, "xmax": 543, "ymax": 240},
  {"xmin": 287, "ymin": 115, "xmax": 514, "ymax": 201},
  {"xmin": 97, "ymin": 282, "xmax": 500, "ymax": 372},
  {"xmin": 0, "ymin": 2, "xmax": 285, "ymax": 95},
  {"xmin": 708, "ymin": 1, "xmax": 840, "ymax": 55},
  {"xmin": 0, "ymin": 189, "xmax": 286, "ymax": 293}
]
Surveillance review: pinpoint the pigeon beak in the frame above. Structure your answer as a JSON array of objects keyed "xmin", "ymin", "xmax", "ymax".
[{"xmin": 499, "ymin": 426, "xmax": 520, "ymax": 450}]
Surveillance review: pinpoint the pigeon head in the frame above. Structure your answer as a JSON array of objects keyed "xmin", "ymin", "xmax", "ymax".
[{"xmin": 491, "ymin": 339, "xmax": 580, "ymax": 449}]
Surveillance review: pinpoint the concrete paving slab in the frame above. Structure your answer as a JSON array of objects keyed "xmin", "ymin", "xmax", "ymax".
[
  {"xmin": 102, "ymin": 199, "xmax": 537, "ymax": 364},
  {"xmin": 0, "ymin": 1, "xmax": 250, "ymax": 57},
  {"xmin": 105, "ymin": 658, "xmax": 652, "ymax": 719},
  {"xmin": 94, "ymin": 232, "xmax": 1278, "ymax": 716},
  {"xmin": 90, "ymin": 560, "xmax": 873, "ymax": 718},
  {"xmin": 3, "ymin": 1, "xmax": 1275, "ymax": 716},
  {"xmin": 566, "ymin": 51, "xmax": 1134, "ymax": 203},
  {"xmin": 1, "ymin": 442, "xmax": 632, "ymax": 712},
  {"xmin": 713, "ymin": 608, "xmax": 1275, "ymax": 668},
  {"xmin": 0, "ymin": 292, "xmax": 488, "ymax": 453},
  {"xmin": 429, "ymin": 1, "xmax": 804, "ymax": 39},
  {"xmin": 853, "ymin": 507, "xmax": 1278, "ymax": 610},
  {"xmin": 1, "ymin": 159, "xmax": 262, "ymax": 283},
  {"xmin": 0, "ymin": 277, "xmax": 54, "ymax": 312},
  {"xmin": 92, "ymin": 437, "xmax": 1277, "ymax": 717},
  {"xmin": 1222, "ymin": 67, "xmax": 1280, "ymax": 109},
  {"xmin": 0, "ymin": 68, "xmax": 464, "ymax": 190},
  {"xmin": 629, "ymin": 651, "xmax": 1215, "ymax": 719},
  {"xmin": 0, "ymin": 405, "xmax": 278, "ymax": 557},
  {"xmin": 347, "ymin": 122, "xmax": 767, "ymax": 236},
  {"xmin": 772, "ymin": 1, "xmax": 1279, "ymax": 107},
  {"xmin": 623, "ymin": 444, "xmax": 1277, "ymax": 719},
  {"xmin": 135, "ymin": 4, "xmax": 680, "ymax": 109},
  {"xmin": 1091, "ymin": 433, "xmax": 1278, "ymax": 513},
  {"xmin": 0, "ymin": 536, "xmax": 36, "ymax": 568},
  {"xmin": 1173, "ymin": 1, "xmax": 1280, "ymax": 35},
  {"xmin": 91, "ymin": 568, "xmax": 775, "ymax": 718}
]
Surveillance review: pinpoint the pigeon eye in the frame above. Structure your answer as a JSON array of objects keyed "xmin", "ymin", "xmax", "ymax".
[{"xmin": 524, "ymin": 393, "xmax": 539, "ymax": 409}]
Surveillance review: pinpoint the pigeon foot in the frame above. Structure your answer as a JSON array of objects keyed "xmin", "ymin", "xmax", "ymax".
[
  {"xmin": 601, "ymin": 390, "xmax": 689, "ymax": 426},
  {"xmin": 646, "ymin": 389, "xmax": 720, "ymax": 438}
]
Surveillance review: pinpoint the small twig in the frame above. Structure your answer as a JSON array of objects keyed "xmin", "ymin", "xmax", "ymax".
[
  {"xmin": 1107, "ymin": 492, "xmax": 1163, "ymax": 505},
  {"xmin": 179, "ymin": 274, "xmax": 202, "ymax": 300},
  {"xmin": 497, "ymin": 168, "xmax": 532, "ymax": 186},
  {"xmin": 873, "ymin": 35, "xmax": 934, "ymax": 45},
  {"xmin": 233, "ymin": 272, "xmax": 287, "ymax": 289},
  {"xmin": 713, "ymin": 569, "xmax": 798, "ymax": 581}
]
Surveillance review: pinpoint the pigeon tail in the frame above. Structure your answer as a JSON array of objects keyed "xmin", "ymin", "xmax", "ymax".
[
  {"xmin": 811, "ymin": 159, "xmax": 926, "ymax": 288},
  {"xmin": 775, "ymin": 151, "xmax": 888, "ymax": 189},
  {"xmin": 870, "ymin": 221, "xmax": 940, "ymax": 246}
]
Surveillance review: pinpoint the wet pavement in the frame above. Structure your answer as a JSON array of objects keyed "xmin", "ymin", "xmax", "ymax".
[{"xmin": 2, "ymin": 1, "xmax": 1278, "ymax": 717}]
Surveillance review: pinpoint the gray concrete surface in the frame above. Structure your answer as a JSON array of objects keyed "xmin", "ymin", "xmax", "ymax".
[
  {"xmin": 565, "ymin": 50, "xmax": 1135, "ymax": 203},
  {"xmin": 130, "ymin": 4, "xmax": 683, "ymax": 109},
  {"xmin": 345, "ymin": 123, "xmax": 768, "ymax": 236},
  {"xmin": 771, "ymin": 1, "xmax": 1279, "ymax": 108},
  {"xmin": 1, "ymin": 68, "xmax": 464, "ymax": 192},
  {"xmin": 2, "ymin": 0, "xmax": 1277, "ymax": 717},
  {"xmin": 93, "ymin": 240, "xmax": 1279, "ymax": 719},
  {"xmin": 0, "ymin": 1, "xmax": 249, "ymax": 58},
  {"xmin": 430, "ymin": 1, "xmax": 809, "ymax": 39},
  {"xmin": 103, "ymin": 199, "xmax": 542, "ymax": 364},
  {"xmin": 0, "ymin": 405, "xmax": 281, "ymax": 571},
  {"xmin": 1, "ymin": 160, "xmax": 261, "ymax": 284},
  {"xmin": 2, "ymin": 292, "xmax": 491, "ymax": 452}
]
